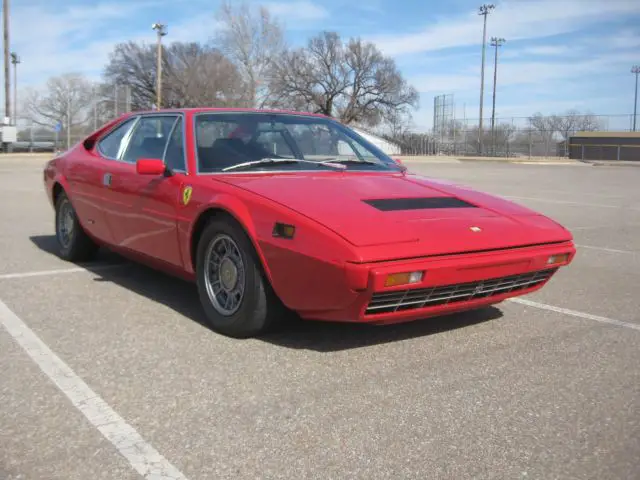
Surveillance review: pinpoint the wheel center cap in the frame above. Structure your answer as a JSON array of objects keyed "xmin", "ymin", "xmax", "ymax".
[{"xmin": 219, "ymin": 257, "xmax": 238, "ymax": 291}]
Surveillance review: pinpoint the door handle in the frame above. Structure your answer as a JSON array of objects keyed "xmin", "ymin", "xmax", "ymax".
[{"xmin": 103, "ymin": 173, "xmax": 112, "ymax": 187}]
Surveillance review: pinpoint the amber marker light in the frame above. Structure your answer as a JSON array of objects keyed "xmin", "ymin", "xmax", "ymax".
[
  {"xmin": 384, "ymin": 271, "xmax": 424, "ymax": 287},
  {"xmin": 547, "ymin": 253, "xmax": 570, "ymax": 265}
]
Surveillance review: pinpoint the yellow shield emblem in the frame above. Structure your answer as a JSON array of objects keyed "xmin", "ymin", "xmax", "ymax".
[{"xmin": 182, "ymin": 186, "xmax": 193, "ymax": 205}]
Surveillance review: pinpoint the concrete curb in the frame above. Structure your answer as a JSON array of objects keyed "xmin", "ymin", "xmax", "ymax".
[{"xmin": 586, "ymin": 160, "xmax": 640, "ymax": 167}]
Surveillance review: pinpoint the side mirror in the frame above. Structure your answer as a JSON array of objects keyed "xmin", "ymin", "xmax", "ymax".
[
  {"xmin": 393, "ymin": 157, "xmax": 407, "ymax": 172},
  {"xmin": 136, "ymin": 158, "xmax": 166, "ymax": 175}
]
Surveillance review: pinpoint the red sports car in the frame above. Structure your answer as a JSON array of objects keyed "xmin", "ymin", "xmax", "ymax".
[{"xmin": 43, "ymin": 108, "xmax": 576, "ymax": 337}]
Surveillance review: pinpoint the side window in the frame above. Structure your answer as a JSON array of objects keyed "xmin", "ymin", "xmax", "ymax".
[
  {"xmin": 121, "ymin": 115, "xmax": 178, "ymax": 164},
  {"xmin": 96, "ymin": 117, "xmax": 137, "ymax": 159},
  {"xmin": 163, "ymin": 117, "xmax": 186, "ymax": 172}
]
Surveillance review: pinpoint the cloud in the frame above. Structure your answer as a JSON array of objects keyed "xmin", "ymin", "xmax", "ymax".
[
  {"xmin": 506, "ymin": 45, "xmax": 572, "ymax": 57},
  {"xmin": 410, "ymin": 50, "xmax": 639, "ymax": 95},
  {"xmin": 367, "ymin": 0, "xmax": 640, "ymax": 56},
  {"xmin": 5, "ymin": 0, "xmax": 222, "ymax": 89},
  {"xmin": 263, "ymin": 1, "xmax": 329, "ymax": 21}
]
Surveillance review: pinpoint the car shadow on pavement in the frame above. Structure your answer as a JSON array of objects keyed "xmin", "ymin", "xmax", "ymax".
[{"xmin": 30, "ymin": 235, "xmax": 504, "ymax": 352}]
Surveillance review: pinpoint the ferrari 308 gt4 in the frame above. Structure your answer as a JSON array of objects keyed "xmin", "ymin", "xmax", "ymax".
[{"xmin": 43, "ymin": 108, "xmax": 576, "ymax": 338}]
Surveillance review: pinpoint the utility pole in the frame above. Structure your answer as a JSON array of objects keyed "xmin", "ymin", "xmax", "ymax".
[
  {"xmin": 490, "ymin": 37, "xmax": 505, "ymax": 155},
  {"xmin": 632, "ymin": 65, "xmax": 640, "ymax": 132},
  {"xmin": 3, "ymin": 0, "xmax": 10, "ymax": 123},
  {"xmin": 477, "ymin": 4, "xmax": 495, "ymax": 155},
  {"xmin": 10, "ymin": 51, "xmax": 18, "ymax": 124},
  {"xmin": 152, "ymin": 23, "xmax": 167, "ymax": 110},
  {"xmin": 66, "ymin": 94, "xmax": 71, "ymax": 149}
]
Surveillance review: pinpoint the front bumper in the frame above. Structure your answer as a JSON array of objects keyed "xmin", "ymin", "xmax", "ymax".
[{"xmin": 298, "ymin": 241, "xmax": 576, "ymax": 324}]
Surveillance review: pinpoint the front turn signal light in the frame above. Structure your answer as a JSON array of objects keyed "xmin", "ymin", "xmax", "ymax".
[
  {"xmin": 385, "ymin": 271, "xmax": 424, "ymax": 287},
  {"xmin": 547, "ymin": 253, "xmax": 569, "ymax": 265}
]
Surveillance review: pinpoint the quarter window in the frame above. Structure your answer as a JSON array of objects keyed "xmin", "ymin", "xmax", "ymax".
[
  {"xmin": 163, "ymin": 117, "xmax": 186, "ymax": 172},
  {"xmin": 96, "ymin": 117, "xmax": 137, "ymax": 159},
  {"xmin": 121, "ymin": 115, "xmax": 179, "ymax": 164}
]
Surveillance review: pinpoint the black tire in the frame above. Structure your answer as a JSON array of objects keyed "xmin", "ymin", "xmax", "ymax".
[
  {"xmin": 54, "ymin": 191, "xmax": 99, "ymax": 262},
  {"xmin": 195, "ymin": 217, "xmax": 288, "ymax": 338}
]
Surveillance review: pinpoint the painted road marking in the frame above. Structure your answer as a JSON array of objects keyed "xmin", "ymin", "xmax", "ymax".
[
  {"xmin": 0, "ymin": 299, "xmax": 189, "ymax": 480},
  {"xmin": 576, "ymin": 244, "xmax": 637, "ymax": 255},
  {"xmin": 0, "ymin": 263, "xmax": 127, "ymax": 280},
  {"xmin": 509, "ymin": 298, "xmax": 640, "ymax": 332}
]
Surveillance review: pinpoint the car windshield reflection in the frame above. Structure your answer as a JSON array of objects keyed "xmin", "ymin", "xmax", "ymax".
[{"xmin": 194, "ymin": 112, "xmax": 402, "ymax": 174}]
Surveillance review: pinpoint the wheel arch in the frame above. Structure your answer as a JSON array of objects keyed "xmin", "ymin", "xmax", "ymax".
[
  {"xmin": 189, "ymin": 199, "xmax": 275, "ymax": 285},
  {"xmin": 51, "ymin": 175, "xmax": 72, "ymax": 205}
]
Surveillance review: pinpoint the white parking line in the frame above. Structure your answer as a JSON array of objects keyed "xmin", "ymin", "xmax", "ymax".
[
  {"xmin": 0, "ymin": 263, "xmax": 126, "ymax": 280},
  {"xmin": 576, "ymin": 244, "xmax": 637, "ymax": 255},
  {"xmin": 509, "ymin": 298, "xmax": 640, "ymax": 332},
  {"xmin": 0, "ymin": 299, "xmax": 189, "ymax": 480}
]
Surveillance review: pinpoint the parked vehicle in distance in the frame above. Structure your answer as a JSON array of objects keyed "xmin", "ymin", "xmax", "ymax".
[{"xmin": 43, "ymin": 108, "xmax": 576, "ymax": 338}]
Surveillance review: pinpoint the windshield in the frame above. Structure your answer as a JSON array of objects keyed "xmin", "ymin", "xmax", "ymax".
[{"xmin": 194, "ymin": 112, "xmax": 402, "ymax": 173}]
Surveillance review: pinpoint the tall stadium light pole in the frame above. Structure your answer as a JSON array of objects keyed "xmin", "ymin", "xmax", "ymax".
[
  {"xmin": 632, "ymin": 65, "xmax": 640, "ymax": 132},
  {"xmin": 490, "ymin": 37, "xmax": 505, "ymax": 154},
  {"xmin": 477, "ymin": 4, "xmax": 495, "ymax": 155},
  {"xmin": 152, "ymin": 23, "xmax": 167, "ymax": 110},
  {"xmin": 10, "ymin": 51, "xmax": 18, "ymax": 124},
  {"xmin": 3, "ymin": 0, "xmax": 10, "ymax": 123}
]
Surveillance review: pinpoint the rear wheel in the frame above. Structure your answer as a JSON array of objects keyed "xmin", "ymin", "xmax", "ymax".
[
  {"xmin": 55, "ymin": 191, "xmax": 99, "ymax": 262},
  {"xmin": 195, "ymin": 217, "xmax": 288, "ymax": 338}
]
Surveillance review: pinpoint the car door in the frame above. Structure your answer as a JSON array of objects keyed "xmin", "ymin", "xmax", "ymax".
[
  {"xmin": 66, "ymin": 116, "xmax": 139, "ymax": 245},
  {"xmin": 101, "ymin": 113, "xmax": 187, "ymax": 268}
]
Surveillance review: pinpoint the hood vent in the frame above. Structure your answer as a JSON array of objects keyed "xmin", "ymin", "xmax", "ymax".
[{"xmin": 362, "ymin": 197, "xmax": 477, "ymax": 211}]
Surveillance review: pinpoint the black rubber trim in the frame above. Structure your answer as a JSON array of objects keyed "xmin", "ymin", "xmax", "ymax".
[{"xmin": 363, "ymin": 197, "xmax": 477, "ymax": 211}]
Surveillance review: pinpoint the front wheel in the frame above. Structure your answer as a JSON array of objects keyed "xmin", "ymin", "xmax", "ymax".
[
  {"xmin": 55, "ymin": 191, "xmax": 99, "ymax": 262},
  {"xmin": 195, "ymin": 218, "xmax": 288, "ymax": 338}
]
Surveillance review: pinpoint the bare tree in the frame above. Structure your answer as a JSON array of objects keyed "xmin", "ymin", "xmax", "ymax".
[
  {"xmin": 493, "ymin": 122, "xmax": 516, "ymax": 155},
  {"xmin": 24, "ymin": 73, "xmax": 95, "ymax": 148},
  {"xmin": 270, "ymin": 31, "xmax": 418, "ymax": 127},
  {"xmin": 528, "ymin": 112, "xmax": 556, "ymax": 156},
  {"xmin": 383, "ymin": 108, "xmax": 414, "ymax": 138},
  {"xmin": 214, "ymin": 0, "xmax": 285, "ymax": 108},
  {"xmin": 549, "ymin": 109, "xmax": 603, "ymax": 156},
  {"xmin": 104, "ymin": 41, "xmax": 158, "ymax": 109},
  {"xmin": 575, "ymin": 111, "xmax": 602, "ymax": 131},
  {"xmin": 104, "ymin": 40, "xmax": 246, "ymax": 109},
  {"xmin": 24, "ymin": 73, "xmax": 92, "ymax": 127},
  {"xmin": 163, "ymin": 42, "xmax": 245, "ymax": 107}
]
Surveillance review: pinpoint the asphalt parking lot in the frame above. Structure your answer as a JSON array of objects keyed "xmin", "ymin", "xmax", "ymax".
[{"xmin": 1, "ymin": 155, "xmax": 639, "ymax": 480}]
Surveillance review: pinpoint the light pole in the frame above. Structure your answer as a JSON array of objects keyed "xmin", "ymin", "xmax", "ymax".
[
  {"xmin": 632, "ymin": 65, "xmax": 639, "ymax": 132},
  {"xmin": 490, "ymin": 37, "xmax": 505, "ymax": 155},
  {"xmin": 152, "ymin": 23, "xmax": 167, "ymax": 110},
  {"xmin": 10, "ymin": 51, "xmax": 18, "ymax": 125},
  {"xmin": 3, "ymin": 0, "xmax": 11, "ymax": 124},
  {"xmin": 477, "ymin": 3, "xmax": 495, "ymax": 155}
]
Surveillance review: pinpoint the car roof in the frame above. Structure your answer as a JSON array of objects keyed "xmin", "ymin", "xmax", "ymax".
[{"xmin": 128, "ymin": 107, "xmax": 330, "ymax": 118}]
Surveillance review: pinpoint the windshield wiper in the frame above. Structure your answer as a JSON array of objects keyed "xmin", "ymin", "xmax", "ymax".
[
  {"xmin": 318, "ymin": 158, "xmax": 381, "ymax": 166},
  {"xmin": 222, "ymin": 158, "xmax": 346, "ymax": 172}
]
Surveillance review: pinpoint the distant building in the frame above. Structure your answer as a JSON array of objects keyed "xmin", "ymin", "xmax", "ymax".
[{"xmin": 569, "ymin": 131, "xmax": 640, "ymax": 161}]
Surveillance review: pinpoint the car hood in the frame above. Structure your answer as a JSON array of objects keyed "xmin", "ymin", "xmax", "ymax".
[{"xmin": 217, "ymin": 172, "xmax": 572, "ymax": 255}]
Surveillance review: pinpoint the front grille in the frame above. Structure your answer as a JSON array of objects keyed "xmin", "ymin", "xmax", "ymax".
[{"xmin": 365, "ymin": 268, "xmax": 558, "ymax": 315}]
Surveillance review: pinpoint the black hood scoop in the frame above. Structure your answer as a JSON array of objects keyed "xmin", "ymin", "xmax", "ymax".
[{"xmin": 363, "ymin": 197, "xmax": 477, "ymax": 211}]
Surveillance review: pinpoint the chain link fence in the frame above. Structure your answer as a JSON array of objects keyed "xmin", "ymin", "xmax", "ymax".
[
  {"xmin": 3, "ymin": 84, "xmax": 132, "ymax": 153},
  {"xmin": 5, "ymin": 110, "xmax": 639, "ymax": 158},
  {"xmin": 381, "ymin": 114, "xmax": 638, "ymax": 158}
]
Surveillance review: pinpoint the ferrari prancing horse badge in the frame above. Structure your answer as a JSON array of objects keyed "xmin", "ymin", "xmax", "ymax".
[{"xmin": 182, "ymin": 185, "xmax": 193, "ymax": 205}]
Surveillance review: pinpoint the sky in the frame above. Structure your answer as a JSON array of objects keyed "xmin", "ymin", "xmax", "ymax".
[{"xmin": 3, "ymin": 0, "xmax": 640, "ymax": 131}]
